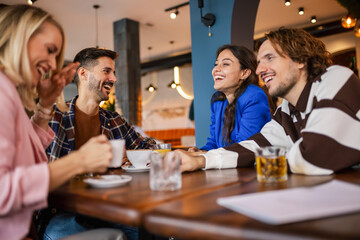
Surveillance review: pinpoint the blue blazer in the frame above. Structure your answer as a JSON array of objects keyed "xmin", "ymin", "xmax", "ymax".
[{"xmin": 201, "ymin": 85, "xmax": 271, "ymax": 150}]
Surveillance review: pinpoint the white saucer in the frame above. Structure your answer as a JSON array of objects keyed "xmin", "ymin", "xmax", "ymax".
[
  {"xmin": 84, "ymin": 175, "xmax": 132, "ymax": 188},
  {"xmin": 122, "ymin": 165, "xmax": 150, "ymax": 173}
]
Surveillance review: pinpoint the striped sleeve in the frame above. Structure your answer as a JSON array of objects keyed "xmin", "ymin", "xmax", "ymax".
[{"xmin": 203, "ymin": 117, "xmax": 288, "ymax": 169}]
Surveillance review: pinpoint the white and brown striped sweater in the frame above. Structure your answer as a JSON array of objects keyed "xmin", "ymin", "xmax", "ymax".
[{"xmin": 203, "ymin": 65, "xmax": 360, "ymax": 175}]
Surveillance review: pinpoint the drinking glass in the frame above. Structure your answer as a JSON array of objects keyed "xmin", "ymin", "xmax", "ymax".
[
  {"xmin": 255, "ymin": 146, "xmax": 288, "ymax": 183},
  {"xmin": 150, "ymin": 151, "xmax": 181, "ymax": 191},
  {"xmin": 152, "ymin": 143, "xmax": 171, "ymax": 156}
]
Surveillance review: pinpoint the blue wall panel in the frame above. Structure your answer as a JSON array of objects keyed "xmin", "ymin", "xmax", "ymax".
[{"xmin": 190, "ymin": 0, "xmax": 235, "ymax": 147}]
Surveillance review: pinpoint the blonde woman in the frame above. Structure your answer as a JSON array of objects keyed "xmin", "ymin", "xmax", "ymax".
[{"xmin": 0, "ymin": 5, "xmax": 114, "ymax": 239}]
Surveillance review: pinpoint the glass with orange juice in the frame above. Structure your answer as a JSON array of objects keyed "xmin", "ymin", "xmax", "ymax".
[{"xmin": 152, "ymin": 143, "xmax": 171, "ymax": 156}]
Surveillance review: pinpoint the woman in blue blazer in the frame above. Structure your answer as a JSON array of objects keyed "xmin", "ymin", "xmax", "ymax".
[{"xmin": 193, "ymin": 45, "xmax": 271, "ymax": 151}]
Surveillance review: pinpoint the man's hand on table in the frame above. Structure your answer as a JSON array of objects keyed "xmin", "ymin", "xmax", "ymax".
[{"xmin": 175, "ymin": 149, "xmax": 206, "ymax": 172}]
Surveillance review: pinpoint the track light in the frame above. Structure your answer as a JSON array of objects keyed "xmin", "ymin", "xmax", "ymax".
[
  {"xmin": 311, "ymin": 16, "xmax": 317, "ymax": 23},
  {"xmin": 27, "ymin": 0, "xmax": 37, "ymax": 5},
  {"xmin": 298, "ymin": 7, "xmax": 304, "ymax": 16},
  {"xmin": 284, "ymin": 0, "xmax": 291, "ymax": 6},
  {"xmin": 165, "ymin": 2, "xmax": 189, "ymax": 20},
  {"xmin": 170, "ymin": 9, "xmax": 179, "ymax": 19},
  {"xmin": 146, "ymin": 84, "xmax": 157, "ymax": 92},
  {"xmin": 341, "ymin": 14, "xmax": 357, "ymax": 29},
  {"xmin": 168, "ymin": 80, "xmax": 179, "ymax": 89}
]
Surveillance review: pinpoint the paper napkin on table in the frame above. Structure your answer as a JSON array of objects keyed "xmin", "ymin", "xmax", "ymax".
[{"xmin": 217, "ymin": 180, "xmax": 360, "ymax": 225}]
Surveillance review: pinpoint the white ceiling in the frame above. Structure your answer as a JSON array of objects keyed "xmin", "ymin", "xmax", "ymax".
[{"xmin": 2, "ymin": 0, "xmax": 347, "ymax": 62}]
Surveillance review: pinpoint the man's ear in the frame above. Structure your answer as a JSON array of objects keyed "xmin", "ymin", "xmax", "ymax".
[
  {"xmin": 78, "ymin": 67, "xmax": 88, "ymax": 81},
  {"xmin": 297, "ymin": 62, "xmax": 305, "ymax": 70}
]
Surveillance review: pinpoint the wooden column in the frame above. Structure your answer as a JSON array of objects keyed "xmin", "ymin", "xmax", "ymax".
[{"xmin": 113, "ymin": 18, "xmax": 141, "ymax": 125}]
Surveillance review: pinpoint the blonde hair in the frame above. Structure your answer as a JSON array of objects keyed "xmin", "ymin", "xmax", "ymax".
[{"xmin": 0, "ymin": 4, "xmax": 65, "ymax": 111}]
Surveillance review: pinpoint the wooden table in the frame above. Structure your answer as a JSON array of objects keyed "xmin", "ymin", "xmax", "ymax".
[
  {"xmin": 49, "ymin": 168, "xmax": 253, "ymax": 227},
  {"xmin": 144, "ymin": 167, "xmax": 360, "ymax": 240}
]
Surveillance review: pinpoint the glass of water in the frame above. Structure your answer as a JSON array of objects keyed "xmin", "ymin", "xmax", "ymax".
[{"xmin": 150, "ymin": 151, "xmax": 181, "ymax": 191}]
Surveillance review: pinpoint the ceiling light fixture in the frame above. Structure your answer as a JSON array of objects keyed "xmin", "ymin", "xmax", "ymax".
[
  {"xmin": 311, "ymin": 16, "xmax": 317, "ymax": 23},
  {"xmin": 165, "ymin": 2, "xmax": 189, "ymax": 20},
  {"xmin": 284, "ymin": 0, "xmax": 291, "ymax": 6},
  {"xmin": 298, "ymin": 7, "xmax": 304, "ymax": 16},
  {"xmin": 145, "ymin": 83, "xmax": 157, "ymax": 93},
  {"xmin": 168, "ymin": 80, "xmax": 178, "ymax": 88},
  {"xmin": 27, "ymin": 0, "xmax": 37, "ymax": 5},
  {"xmin": 170, "ymin": 9, "xmax": 179, "ymax": 19},
  {"xmin": 93, "ymin": 4, "xmax": 100, "ymax": 48},
  {"xmin": 173, "ymin": 66, "xmax": 193, "ymax": 100},
  {"xmin": 341, "ymin": 14, "xmax": 357, "ymax": 28}
]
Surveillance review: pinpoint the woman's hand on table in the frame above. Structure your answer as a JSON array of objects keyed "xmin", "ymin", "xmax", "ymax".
[{"xmin": 175, "ymin": 149, "xmax": 206, "ymax": 172}]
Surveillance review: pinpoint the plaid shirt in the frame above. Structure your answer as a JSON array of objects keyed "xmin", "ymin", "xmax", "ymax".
[{"xmin": 46, "ymin": 96, "xmax": 155, "ymax": 162}]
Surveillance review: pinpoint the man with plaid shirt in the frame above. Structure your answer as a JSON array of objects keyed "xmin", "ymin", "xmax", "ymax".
[
  {"xmin": 46, "ymin": 48, "xmax": 155, "ymax": 162},
  {"xmin": 44, "ymin": 48, "xmax": 154, "ymax": 240}
]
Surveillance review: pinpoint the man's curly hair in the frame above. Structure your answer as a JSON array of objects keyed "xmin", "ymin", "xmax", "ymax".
[{"xmin": 262, "ymin": 27, "xmax": 333, "ymax": 81}]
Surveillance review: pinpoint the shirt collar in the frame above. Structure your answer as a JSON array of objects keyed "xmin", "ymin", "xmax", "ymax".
[
  {"xmin": 68, "ymin": 95, "xmax": 79, "ymax": 113},
  {"xmin": 288, "ymin": 71, "xmax": 324, "ymax": 114}
]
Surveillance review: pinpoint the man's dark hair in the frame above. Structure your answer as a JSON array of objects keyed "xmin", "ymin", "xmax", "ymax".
[{"xmin": 73, "ymin": 48, "xmax": 118, "ymax": 86}]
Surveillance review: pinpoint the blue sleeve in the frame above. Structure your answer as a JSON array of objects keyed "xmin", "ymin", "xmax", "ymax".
[
  {"xmin": 201, "ymin": 102, "xmax": 220, "ymax": 151},
  {"xmin": 233, "ymin": 87, "xmax": 271, "ymax": 143}
]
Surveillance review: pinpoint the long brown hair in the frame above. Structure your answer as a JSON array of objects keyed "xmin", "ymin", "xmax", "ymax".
[{"xmin": 211, "ymin": 45, "xmax": 258, "ymax": 145}]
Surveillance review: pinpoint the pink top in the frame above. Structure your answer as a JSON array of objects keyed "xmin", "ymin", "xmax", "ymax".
[{"xmin": 0, "ymin": 71, "xmax": 54, "ymax": 240}]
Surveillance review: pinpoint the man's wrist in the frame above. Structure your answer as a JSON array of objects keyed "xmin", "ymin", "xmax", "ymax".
[{"xmin": 196, "ymin": 155, "xmax": 206, "ymax": 169}]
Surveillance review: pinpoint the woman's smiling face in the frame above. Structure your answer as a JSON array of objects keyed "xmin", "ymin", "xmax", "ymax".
[
  {"xmin": 27, "ymin": 21, "xmax": 62, "ymax": 87},
  {"xmin": 212, "ymin": 49, "xmax": 244, "ymax": 97}
]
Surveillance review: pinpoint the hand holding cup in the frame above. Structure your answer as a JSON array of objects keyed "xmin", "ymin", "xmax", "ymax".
[{"xmin": 77, "ymin": 135, "xmax": 111, "ymax": 174}]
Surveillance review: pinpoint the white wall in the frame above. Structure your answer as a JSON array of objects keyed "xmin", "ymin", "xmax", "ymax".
[
  {"xmin": 320, "ymin": 31, "xmax": 360, "ymax": 70},
  {"xmin": 141, "ymin": 63, "xmax": 194, "ymax": 131}
]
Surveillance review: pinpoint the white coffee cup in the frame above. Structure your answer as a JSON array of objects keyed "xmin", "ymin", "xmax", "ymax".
[
  {"xmin": 126, "ymin": 149, "xmax": 152, "ymax": 168},
  {"xmin": 109, "ymin": 139, "xmax": 125, "ymax": 168}
]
